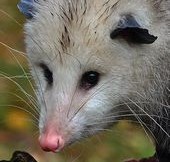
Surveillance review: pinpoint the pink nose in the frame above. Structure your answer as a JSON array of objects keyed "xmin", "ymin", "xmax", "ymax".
[{"xmin": 39, "ymin": 132, "xmax": 65, "ymax": 152}]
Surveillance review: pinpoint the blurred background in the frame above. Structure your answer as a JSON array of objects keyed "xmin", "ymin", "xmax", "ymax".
[{"xmin": 0, "ymin": 0, "xmax": 154, "ymax": 161}]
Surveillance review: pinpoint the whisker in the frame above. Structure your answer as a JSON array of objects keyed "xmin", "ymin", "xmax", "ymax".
[
  {"xmin": 0, "ymin": 75, "xmax": 32, "ymax": 79},
  {"xmin": 0, "ymin": 92, "xmax": 39, "ymax": 116},
  {"xmin": 7, "ymin": 48, "xmax": 38, "ymax": 106},
  {"xmin": 69, "ymin": 77, "xmax": 117, "ymax": 121},
  {"xmin": 67, "ymin": 53, "xmax": 99, "ymax": 119},
  {"xmin": 85, "ymin": 119, "xmax": 138, "ymax": 127},
  {"xmin": 0, "ymin": 42, "xmax": 39, "ymax": 111},
  {"xmin": 0, "ymin": 104, "xmax": 39, "ymax": 122},
  {"xmin": 86, "ymin": 113, "xmax": 170, "ymax": 122},
  {"xmin": 127, "ymin": 97, "xmax": 170, "ymax": 138},
  {"xmin": 132, "ymin": 90, "xmax": 170, "ymax": 110},
  {"xmin": 125, "ymin": 103, "xmax": 157, "ymax": 145},
  {"xmin": 0, "ymin": 9, "xmax": 22, "ymax": 27},
  {"xmin": 69, "ymin": 73, "xmax": 133, "ymax": 121},
  {"xmin": 69, "ymin": 152, "xmax": 82, "ymax": 162},
  {"xmin": 0, "ymin": 72, "xmax": 38, "ymax": 109},
  {"xmin": 30, "ymin": 62, "xmax": 48, "ymax": 121},
  {"xmin": 0, "ymin": 42, "xmax": 27, "ymax": 56}
]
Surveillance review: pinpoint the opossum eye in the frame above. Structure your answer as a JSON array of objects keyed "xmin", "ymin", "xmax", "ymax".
[
  {"xmin": 80, "ymin": 71, "xmax": 100, "ymax": 90},
  {"xmin": 39, "ymin": 63, "xmax": 53, "ymax": 85},
  {"xmin": 110, "ymin": 15, "xmax": 157, "ymax": 44}
]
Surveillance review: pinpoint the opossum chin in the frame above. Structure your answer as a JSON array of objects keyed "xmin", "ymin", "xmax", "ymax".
[
  {"xmin": 38, "ymin": 123, "xmax": 110, "ymax": 153},
  {"xmin": 38, "ymin": 117, "xmax": 110, "ymax": 153},
  {"xmin": 38, "ymin": 101, "xmax": 116, "ymax": 153}
]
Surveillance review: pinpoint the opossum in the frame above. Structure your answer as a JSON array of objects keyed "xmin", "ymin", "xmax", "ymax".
[{"xmin": 17, "ymin": 0, "xmax": 170, "ymax": 161}]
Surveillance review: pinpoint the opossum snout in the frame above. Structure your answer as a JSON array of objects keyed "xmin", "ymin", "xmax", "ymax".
[{"xmin": 39, "ymin": 129, "xmax": 65, "ymax": 152}]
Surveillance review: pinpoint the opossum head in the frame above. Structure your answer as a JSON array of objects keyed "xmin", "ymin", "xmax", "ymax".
[{"xmin": 20, "ymin": 0, "xmax": 169, "ymax": 152}]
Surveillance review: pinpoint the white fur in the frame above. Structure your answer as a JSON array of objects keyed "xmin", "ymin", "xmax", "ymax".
[{"xmin": 24, "ymin": 0, "xmax": 170, "ymax": 153}]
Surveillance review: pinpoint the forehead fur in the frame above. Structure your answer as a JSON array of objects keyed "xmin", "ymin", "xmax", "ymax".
[{"xmin": 24, "ymin": 0, "xmax": 169, "ymax": 64}]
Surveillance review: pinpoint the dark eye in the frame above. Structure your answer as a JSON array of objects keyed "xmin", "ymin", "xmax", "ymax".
[
  {"xmin": 39, "ymin": 63, "xmax": 53, "ymax": 85},
  {"xmin": 80, "ymin": 71, "xmax": 100, "ymax": 90}
]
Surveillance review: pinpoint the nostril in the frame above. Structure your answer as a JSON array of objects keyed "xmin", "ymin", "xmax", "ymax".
[{"xmin": 39, "ymin": 133, "xmax": 65, "ymax": 153}]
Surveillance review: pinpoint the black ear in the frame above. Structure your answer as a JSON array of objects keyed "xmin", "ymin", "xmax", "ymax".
[
  {"xmin": 110, "ymin": 15, "xmax": 158, "ymax": 44},
  {"xmin": 17, "ymin": 0, "xmax": 38, "ymax": 19}
]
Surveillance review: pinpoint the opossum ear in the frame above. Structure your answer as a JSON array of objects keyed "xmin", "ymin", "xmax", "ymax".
[
  {"xmin": 17, "ymin": 0, "xmax": 38, "ymax": 19},
  {"xmin": 110, "ymin": 15, "xmax": 158, "ymax": 44}
]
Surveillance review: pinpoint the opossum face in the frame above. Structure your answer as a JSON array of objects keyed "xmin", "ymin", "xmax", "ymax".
[{"xmin": 23, "ymin": 0, "xmax": 167, "ymax": 152}]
